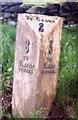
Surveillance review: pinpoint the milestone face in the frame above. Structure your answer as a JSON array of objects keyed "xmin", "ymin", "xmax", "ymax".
[{"xmin": 12, "ymin": 14, "xmax": 63, "ymax": 118}]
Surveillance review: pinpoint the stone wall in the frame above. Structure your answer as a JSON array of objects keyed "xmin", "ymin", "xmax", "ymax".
[{"xmin": 1, "ymin": 2, "xmax": 78, "ymax": 24}]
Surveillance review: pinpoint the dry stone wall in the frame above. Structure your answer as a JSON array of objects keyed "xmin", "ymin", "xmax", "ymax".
[{"xmin": 1, "ymin": 2, "xmax": 78, "ymax": 24}]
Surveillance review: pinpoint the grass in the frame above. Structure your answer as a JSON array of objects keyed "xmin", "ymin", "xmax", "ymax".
[
  {"xmin": 57, "ymin": 25, "xmax": 78, "ymax": 118},
  {"xmin": 2, "ymin": 24, "xmax": 16, "ymax": 83},
  {"xmin": 1, "ymin": 23, "xmax": 16, "ymax": 119},
  {"xmin": 1, "ymin": 23, "xmax": 78, "ymax": 119}
]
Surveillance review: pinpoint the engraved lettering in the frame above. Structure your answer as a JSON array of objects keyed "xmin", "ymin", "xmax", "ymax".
[
  {"xmin": 18, "ymin": 57, "xmax": 35, "ymax": 74},
  {"xmin": 18, "ymin": 60, "xmax": 22, "ymax": 66},
  {"xmin": 24, "ymin": 40, "xmax": 30, "ymax": 53},
  {"xmin": 39, "ymin": 23, "xmax": 44, "ymax": 32},
  {"xmin": 47, "ymin": 58, "xmax": 52, "ymax": 62},
  {"xmin": 25, "ymin": 15, "xmax": 56, "ymax": 23},
  {"xmin": 49, "ymin": 40, "xmax": 53, "ymax": 54},
  {"xmin": 42, "ymin": 70, "xmax": 55, "ymax": 74},
  {"xmin": 43, "ymin": 63, "xmax": 55, "ymax": 69},
  {"xmin": 36, "ymin": 17, "xmax": 40, "ymax": 21},
  {"xmin": 23, "ymin": 56, "xmax": 29, "ymax": 61}
]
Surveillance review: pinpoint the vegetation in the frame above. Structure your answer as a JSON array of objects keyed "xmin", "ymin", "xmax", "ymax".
[
  {"xmin": 1, "ymin": 23, "xmax": 78, "ymax": 119},
  {"xmin": 57, "ymin": 25, "xmax": 78, "ymax": 118},
  {"xmin": 22, "ymin": 0, "xmax": 78, "ymax": 5},
  {"xmin": 1, "ymin": 23, "xmax": 16, "ymax": 119}
]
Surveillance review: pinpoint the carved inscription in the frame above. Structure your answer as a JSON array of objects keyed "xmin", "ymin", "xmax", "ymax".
[
  {"xmin": 18, "ymin": 56, "xmax": 35, "ymax": 74},
  {"xmin": 12, "ymin": 14, "xmax": 63, "ymax": 118},
  {"xmin": 24, "ymin": 40, "xmax": 30, "ymax": 53},
  {"xmin": 25, "ymin": 15, "xmax": 55, "ymax": 23},
  {"xmin": 18, "ymin": 15, "xmax": 57, "ymax": 75},
  {"xmin": 42, "ymin": 58, "xmax": 56, "ymax": 74},
  {"xmin": 39, "ymin": 23, "xmax": 44, "ymax": 32},
  {"xmin": 49, "ymin": 40, "xmax": 53, "ymax": 54}
]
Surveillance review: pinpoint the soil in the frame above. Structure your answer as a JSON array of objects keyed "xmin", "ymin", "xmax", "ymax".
[
  {"xmin": 48, "ymin": 100, "xmax": 68, "ymax": 119},
  {"xmin": 2, "ymin": 93, "xmax": 69, "ymax": 119}
]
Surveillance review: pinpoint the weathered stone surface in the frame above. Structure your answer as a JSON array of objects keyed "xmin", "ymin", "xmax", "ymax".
[
  {"xmin": 1, "ymin": 2, "xmax": 78, "ymax": 24},
  {"xmin": 12, "ymin": 14, "xmax": 63, "ymax": 118},
  {"xmin": 45, "ymin": 3, "xmax": 60, "ymax": 11},
  {"xmin": 2, "ymin": 12, "xmax": 15, "ymax": 21},
  {"xmin": 2, "ymin": 6, "xmax": 8, "ymax": 12},
  {"xmin": 2, "ymin": 2, "xmax": 22, "ymax": 7},
  {"xmin": 61, "ymin": 2, "xmax": 78, "ymax": 13},
  {"xmin": 4, "ymin": 6, "xmax": 27, "ymax": 13},
  {"xmin": 45, "ymin": 9, "xmax": 60, "ymax": 16},
  {"xmin": 3, "ymin": 12, "xmax": 11, "ymax": 18},
  {"xmin": 26, "ymin": 5, "xmax": 60, "ymax": 16},
  {"xmin": 61, "ymin": 3, "xmax": 71, "ymax": 13},
  {"xmin": 21, "ymin": 5, "xmax": 32, "ymax": 9},
  {"xmin": 26, "ymin": 6, "xmax": 46, "ymax": 14},
  {"xmin": 45, "ymin": 3, "xmax": 60, "ymax": 16},
  {"xmin": 67, "ymin": 2, "xmax": 78, "ymax": 12}
]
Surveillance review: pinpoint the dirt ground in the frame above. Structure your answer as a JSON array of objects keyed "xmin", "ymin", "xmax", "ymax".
[{"xmin": 2, "ymin": 94, "xmax": 69, "ymax": 119}]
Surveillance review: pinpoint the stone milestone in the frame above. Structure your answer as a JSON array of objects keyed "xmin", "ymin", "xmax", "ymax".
[{"xmin": 12, "ymin": 13, "xmax": 63, "ymax": 118}]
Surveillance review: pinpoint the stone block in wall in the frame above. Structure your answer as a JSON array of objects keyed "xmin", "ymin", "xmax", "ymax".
[
  {"xmin": 2, "ymin": 2, "xmax": 22, "ymax": 8},
  {"xmin": 45, "ymin": 3, "xmax": 60, "ymax": 11},
  {"xmin": 4, "ymin": 6, "xmax": 27, "ymax": 14},
  {"xmin": 26, "ymin": 6, "xmax": 46, "ymax": 14}
]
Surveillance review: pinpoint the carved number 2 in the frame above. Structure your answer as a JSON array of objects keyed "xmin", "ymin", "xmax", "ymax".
[
  {"xmin": 49, "ymin": 40, "xmax": 53, "ymax": 54},
  {"xmin": 24, "ymin": 40, "xmax": 30, "ymax": 53},
  {"xmin": 39, "ymin": 23, "xmax": 44, "ymax": 32}
]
